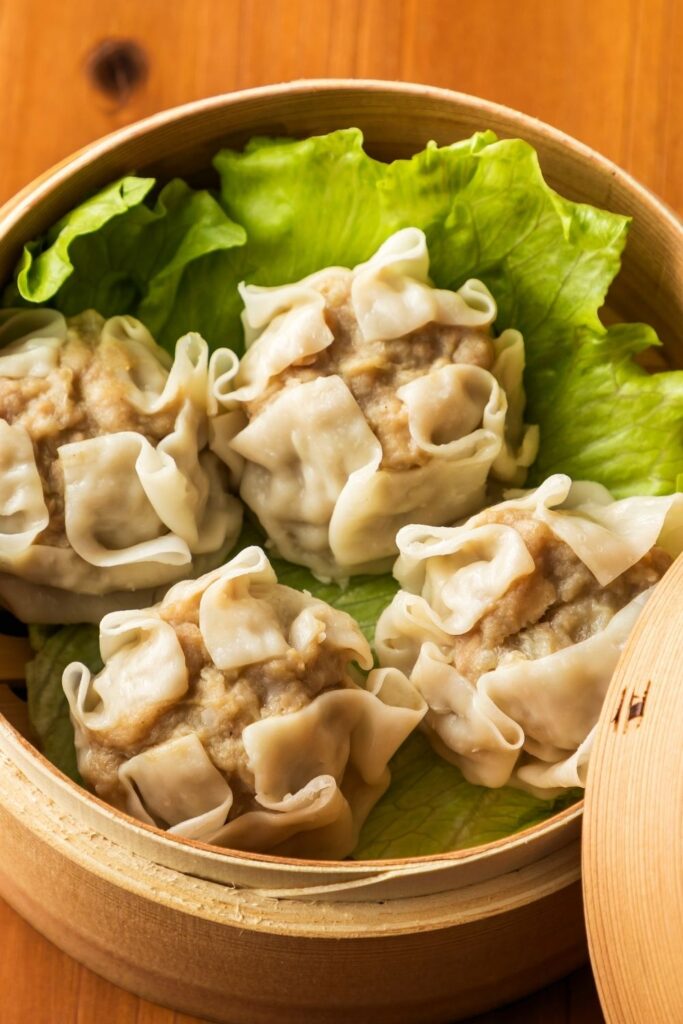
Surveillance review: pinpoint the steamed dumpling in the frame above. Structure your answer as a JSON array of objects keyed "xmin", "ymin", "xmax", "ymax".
[
  {"xmin": 376, "ymin": 474, "xmax": 683, "ymax": 793},
  {"xmin": 63, "ymin": 547, "xmax": 425, "ymax": 859},
  {"xmin": 216, "ymin": 228, "xmax": 538, "ymax": 579},
  {"xmin": 0, "ymin": 309, "xmax": 242, "ymax": 622}
]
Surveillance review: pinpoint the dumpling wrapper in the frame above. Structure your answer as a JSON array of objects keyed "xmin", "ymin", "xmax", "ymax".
[
  {"xmin": 64, "ymin": 612, "xmax": 189, "ymax": 747},
  {"xmin": 64, "ymin": 547, "xmax": 426, "ymax": 858},
  {"xmin": 0, "ymin": 310, "xmax": 243, "ymax": 622},
  {"xmin": 407, "ymin": 591, "xmax": 649, "ymax": 791},
  {"xmin": 377, "ymin": 475, "xmax": 683, "ymax": 792},
  {"xmin": 0, "ymin": 421, "xmax": 49, "ymax": 558},
  {"xmin": 221, "ymin": 228, "xmax": 538, "ymax": 579}
]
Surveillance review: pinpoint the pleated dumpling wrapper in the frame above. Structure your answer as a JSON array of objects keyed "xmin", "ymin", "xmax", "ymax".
[
  {"xmin": 215, "ymin": 227, "xmax": 538, "ymax": 580},
  {"xmin": 63, "ymin": 546, "xmax": 426, "ymax": 858},
  {"xmin": 0, "ymin": 309, "xmax": 243, "ymax": 623},
  {"xmin": 376, "ymin": 474, "xmax": 683, "ymax": 794}
]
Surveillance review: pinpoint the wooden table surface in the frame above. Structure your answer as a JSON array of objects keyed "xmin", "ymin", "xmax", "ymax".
[{"xmin": 0, "ymin": 1, "xmax": 680, "ymax": 1022}]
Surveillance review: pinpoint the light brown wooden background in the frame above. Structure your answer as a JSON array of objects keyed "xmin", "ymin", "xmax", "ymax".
[{"xmin": 0, "ymin": 1, "xmax": 680, "ymax": 1021}]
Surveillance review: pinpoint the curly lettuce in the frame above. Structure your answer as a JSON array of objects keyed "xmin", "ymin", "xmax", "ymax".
[
  {"xmin": 4, "ymin": 178, "xmax": 247, "ymax": 350},
  {"xmin": 6, "ymin": 128, "xmax": 682, "ymax": 494},
  {"xmin": 355, "ymin": 733, "xmax": 579, "ymax": 859}
]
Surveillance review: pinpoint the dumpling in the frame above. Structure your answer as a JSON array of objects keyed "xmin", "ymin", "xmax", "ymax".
[
  {"xmin": 217, "ymin": 228, "xmax": 538, "ymax": 579},
  {"xmin": 0, "ymin": 309, "xmax": 242, "ymax": 623},
  {"xmin": 62, "ymin": 547, "xmax": 425, "ymax": 859},
  {"xmin": 376, "ymin": 474, "xmax": 683, "ymax": 793}
]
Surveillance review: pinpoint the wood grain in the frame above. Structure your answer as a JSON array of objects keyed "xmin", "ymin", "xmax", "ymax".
[
  {"xmin": 0, "ymin": 898, "xmax": 602, "ymax": 1024},
  {"xmin": 0, "ymin": 0, "xmax": 679, "ymax": 1021},
  {"xmin": 0, "ymin": 0, "xmax": 680, "ymax": 212}
]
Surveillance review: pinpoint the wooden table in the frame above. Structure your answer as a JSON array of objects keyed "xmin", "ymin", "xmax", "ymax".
[{"xmin": 0, "ymin": 2, "xmax": 679, "ymax": 1021}]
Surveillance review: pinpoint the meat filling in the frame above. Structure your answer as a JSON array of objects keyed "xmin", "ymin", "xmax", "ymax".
[
  {"xmin": 247, "ymin": 273, "xmax": 495, "ymax": 472},
  {"xmin": 0, "ymin": 313, "xmax": 180, "ymax": 547},
  {"xmin": 447, "ymin": 508, "xmax": 672, "ymax": 682}
]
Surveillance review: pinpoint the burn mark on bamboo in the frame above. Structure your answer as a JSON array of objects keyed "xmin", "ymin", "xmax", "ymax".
[
  {"xmin": 614, "ymin": 680, "xmax": 652, "ymax": 733},
  {"xmin": 612, "ymin": 687, "xmax": 627, "ymax": 729},
  {"xmin": 626, "ymin": 679, "xmax": 651, "ymax": 725},
  {"xmin": 85, "ymin": 39, "xmax": 148, "ymax": 104}
]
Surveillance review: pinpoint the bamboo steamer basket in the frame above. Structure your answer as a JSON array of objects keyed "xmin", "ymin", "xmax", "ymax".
[{"xmin": 0, "ymin": 81, "xmax": 681, "ymax": 1024}]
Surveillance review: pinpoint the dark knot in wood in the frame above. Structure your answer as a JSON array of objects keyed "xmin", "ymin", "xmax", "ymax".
[{"xmin": 85, "ymin": 39, "xmax": 148, "ymax": 103}]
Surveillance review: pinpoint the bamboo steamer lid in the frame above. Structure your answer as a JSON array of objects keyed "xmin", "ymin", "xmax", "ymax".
[{"xmin": 583, "ymin": 553, "xmax": 683, "ymax": 1023}]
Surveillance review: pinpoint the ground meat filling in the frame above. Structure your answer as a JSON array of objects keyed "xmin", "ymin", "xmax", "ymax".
[
  {"xmin": 80, "ymin": 594, "xmax": 353, "ymax": 820},
  {"xmin": 0, "ymin": 315, "xmax": 179, "ymax": 547},
  {"xmin": 246, "ymin": 273, "xmax": 495, "ymax": 472},
  {"xmin": 447, "ymin": 508, "xmax": 672, "ymax": 683}
]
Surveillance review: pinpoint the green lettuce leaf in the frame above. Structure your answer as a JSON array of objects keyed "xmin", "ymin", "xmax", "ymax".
[
  {"xmin": 25, "ymin": 624, "xmax": 101, "ymax": 783},
  {"xmin": 6, "ymin": 128, "xmax": 682, "ymax": 492},
  {"xmin": 213, "ymin": 129, "xmax": 683, "ymax": 495},
  {"xmin": 214, "ymin": 127, "xmax": 624, "ymax": 342},
  {"xmin": 13, "ymin": 176, "xmax": 155, "ymax": 303},
  {"xmin": 6, "ymin": 178, "xmax": 247, "ymax": 352},
  {"xmin": 355, "ymin": 732, "xmax": 579, "ymax": 859},
  {"xmin": 526, "ymin": 323, "xmax": 683, "ymax": 495}
]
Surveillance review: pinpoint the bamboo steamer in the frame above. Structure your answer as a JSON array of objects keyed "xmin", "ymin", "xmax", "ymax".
[{"xmin": 0, "ymin": 81, "xmax": 681, "ymax": 1024}]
